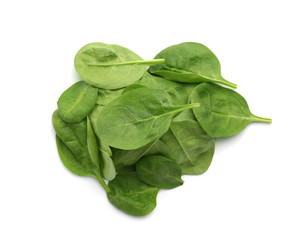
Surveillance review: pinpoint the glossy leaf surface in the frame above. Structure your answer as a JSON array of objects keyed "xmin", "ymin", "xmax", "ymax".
[
  {"xmin": 191, "ymin": 83, "xmax": 272, "ymax": 137},
  {"xmin": 149, "ymin": 42, "xmax": 237, "ymax": 88},
  {"xmin": 57, "ymin": 81, "xmax": 98, "ymax": 123},
  {"xmin": 136, "ymin": 155, "xmax": 183, "ymax": 189}
]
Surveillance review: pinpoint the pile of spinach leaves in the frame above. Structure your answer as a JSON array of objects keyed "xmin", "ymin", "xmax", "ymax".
[{"xmin": 53, "ymin": 42, "xmax": 272, "ymax": 216}]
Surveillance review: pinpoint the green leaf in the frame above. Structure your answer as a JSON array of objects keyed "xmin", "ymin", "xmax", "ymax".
[
  {"xmin": 112, "ymin": 141, "xmax": 157, "ymax": 171},
  {"xmin": 57, "ymin": 81, "xmax": 98, "ymax": 123},
  {"xmin": 136, "ymin": 155, "xmax": 183, "ymax": 189},
  {"xmin": 87, "ymin": 117, "xmax": 100, "ymax": 169},
  {"xmin": 107, "ymin": 168, "xmax": 159, "ymax": 216},
  {"xmin": 190, "ymin": 83, "xmax": 272, "ymax": 137},
  {"xmin": 99, "ymin": 141, "xmax": 116, "ymax": 181},
  {"xmin": 97, "ymin": 88, "xmax": 124, "ymax": 106},
  {"xmin": 56, "ymin": 135, "xmax": 93, "ymax": 176},
  {"xmin": 88, "ymin": 106, "xmax": 116, "ymax": 180},
  {"xmin": 52, "ymin": 110, "xmax": 110, "ymax": 192},
  {"xmin": 96, "ymin": 88, "xmax": 200, "ymax": 150},
  {"xmin": 149, "ymin": 42, "xmax": 237, "ymax": 88},
  {"xmin": 169, "ymin": 120, "xmax": 215, "ymax": 175},
  {"xmin": 74, "ymin": 42, "xmax": 164, "ymax": 89}
]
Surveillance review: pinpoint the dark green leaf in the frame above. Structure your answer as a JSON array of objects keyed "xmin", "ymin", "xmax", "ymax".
[
  {"xmin": 149, "ymin": 42, "xmax": 237, "ymax": 88},
  {"xmin": 136, "ymin": 155, "xmax": 183, "ymax": 189},
  {"xmin": 107, "ymin": 168, "xmax": 159, "ymax": 216}
]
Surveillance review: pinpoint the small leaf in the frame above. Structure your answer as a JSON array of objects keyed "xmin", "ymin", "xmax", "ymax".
[
  {"xmin": 57, "ymin": 81, "xmax": 98, "ymax": 123},
  {"xmin": 87, "ymin": 117, "xmax": 100, "ymax": 169}
]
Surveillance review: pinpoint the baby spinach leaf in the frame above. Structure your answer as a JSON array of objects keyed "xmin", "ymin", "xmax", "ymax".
[
  {"xmin": 146, "ymin": 119, "xmax": 215, "ymax": 175},
  {"xmin": 96, "ymin": 88, "xmax": 200, "ymax": 150},
  {"xmin": 56, "ymin": 135, "xmax": 92, "ymax": 176},
  {"xmin": 169, "ymin": 120, "xmax": 215, "ymax": 175},
  {"xmin": 87, "ymin": 117, "xmax": 100, "ymax": 169},
  {"xmin": 112, "ymin": 141, "xmax": 157, "ymax": 172},
  {"xmin": 52, "ymin": 110, "xmax": 110, "ymax": 192},
  {"xmin": 136, "ymin": 155, "xmax": 183, "ymax": 189},
  {"xmin": 57, "ymin": 81, "xmax": 98, "ymax": 123},
  {"xmin": 107, "ymin": 168, "xmax": 159, "ymax": 216},
  {"xmin": 190, "ymin": 83, "xmax": 272, "ymax": 137},
  {"xmin": 74, "ymin": 42, "xmax": 164, "ymax": 89},
  {"xmin": 99, "ymin": 141, "xmax": 116, "ymax": 181},
  {"xmin": 149, "ymin": 42, "xmax": 237, "ymax": 88}
]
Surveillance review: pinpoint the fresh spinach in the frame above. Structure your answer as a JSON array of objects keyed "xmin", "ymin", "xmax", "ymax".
[
  {"xmin": 74, "ymin": 42, "xmax": 164, "ymax": 89},
  {"xmin": 96, "ymin": 88, "xmax": 200, "ymax": 150},
  {"xmin": 149, "ymin": 42, "xmax": 237, "ymax": 88},
  {"xmin": 57, "ymin": 81, "xmax": 98, "ymax": 123},
  {"xmin": 190, "ymin": 83, "xmax": 272, "ymax": 137},
  {"xmin": 136, "ymin": 155, "xmax": 183, "ymax": 189},
  {"xmin": 53, "ymin": 41, "xmax": 272, "ymax": 216},
  {"xmin": 107, "ymin": 168, "xmax": 159, "ymax": 216}
]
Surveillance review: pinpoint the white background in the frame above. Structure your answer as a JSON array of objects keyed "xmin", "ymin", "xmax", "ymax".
[{"xmin": 1, "ymin": 0, "xmax": 300, "ymax": 239}]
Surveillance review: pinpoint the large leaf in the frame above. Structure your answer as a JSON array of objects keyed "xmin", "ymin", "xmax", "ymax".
[
  {"xmin": 149, "ymin": 42, "xmax": 237, "ymax": 88},
  {"xmin": 96, "ymin": 88, "xmax": 200, "ymax": 150},
  {"xmin": 190, "ymin": 83, "xmax": 272, "ymax": 137},
  {"xmin": 74, "ymin": 42, "xmax": 164, "ymax": 89}
]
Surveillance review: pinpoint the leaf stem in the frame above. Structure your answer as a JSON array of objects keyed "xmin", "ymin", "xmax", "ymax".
[
  {"xmin": 218, "ymin": 78, "xmax": 237, "ymax": 89},
  {"xmin": 95, "ymin": 173, "xmax": 111, "ymax": 193},
  {"xmin": 88, "ymin": 59, "xmax": 165, "ymax": 67},
  {"xmin": 253, "ymin": 115, "xmax": 272, "ymax": 123}
]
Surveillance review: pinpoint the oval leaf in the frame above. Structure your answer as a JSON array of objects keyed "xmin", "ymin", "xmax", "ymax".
[
  {"xmin": 136, "ymin": 155, "xmax": 183, "ymax": 189},
  {"xmin": 191, "ymin": 83, "xmax": 272, "ymax": 137},
  {"xmin": 149, "ymin": 42, "xmax": 237, "ymax": 88},
  {"xmin": 74, "ymin": 42, "xmax": 164, "ymax": 89},
  {"xmin": 96, "ymin": 88, "xmax": 200, "ymax": 150},
  {"xmin": 107, "ymin": 168, "xmax": 159, "ymax": 216},
  {"xmin": 57, "ymin": 81, "xmax": 98, "ymax": 123}
]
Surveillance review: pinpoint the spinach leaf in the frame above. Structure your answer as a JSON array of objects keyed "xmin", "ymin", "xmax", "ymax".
[
  {"xmin": 96, "ymin": 88, "xmax": 200, "ymax": 150},
  {"xmin": 53, "ymin": 110, "xmax": 110, "ymax": 192},
  {"xmin": 97, "ymin": 88, "xmax": 124, "ymax": 106},
  {"xmin": 74, "ymin": 42, "xmax": 164, "ymax": 89},
  {"xmin": 89, "ymin": 106, "xmax": 116, "ymax": 180},
  {"xmin": 87, "ymin": 117, "xmax": 100, "ymax": 169},
  {"xmin": 146, "ymin": 119, "xmax": 215, "ymax": 175},
  {"xmin": 136, "ymin": 155, "xmax": 183, "ymax": 189},
  {"xmin": 57, "ymin": 81, "xmax": 98, "ymax": 123},
  {"xmin": 149, "ymin": 42, "xmax": 237, "ymax": 88},
  {"xmin": 112, "ymin": 141, "xmax": 157, "ymax": 172},
  {"xmin": 56, "ymin": 135, "xmax": 91, "ymax": 176},
  {"xmin": 190, "ymin": 83, "xmax": 272, "ymax": 137},
  {"xmin": 99, "ymin": 141, "xmax": 116, "ymax": 181},
  {"xmin": 107, "ymin": 168, "xmax": 159, "ymax": 216}
]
